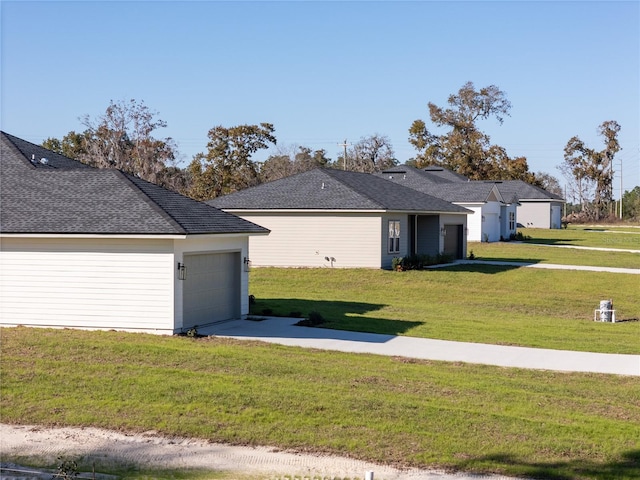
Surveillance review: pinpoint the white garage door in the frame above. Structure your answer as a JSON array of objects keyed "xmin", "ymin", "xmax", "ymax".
[{"xmin": 183, "ymin": 252, "xmax": 240, "ymax": 329}]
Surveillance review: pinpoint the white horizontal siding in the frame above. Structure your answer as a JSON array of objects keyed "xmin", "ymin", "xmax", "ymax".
[
  {"xmin": 236, "ymin": 213, "xmax": 382, "ymax": 268},
  {"xmin": 172, "ymin": 234, "xmax": 250, "ymax": 329},
  {"xmin": 0, "ymin": 238, "xmax": 174, "ymax": 332}
]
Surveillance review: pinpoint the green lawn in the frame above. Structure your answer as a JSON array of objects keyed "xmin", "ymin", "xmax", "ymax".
[
  {"xmin": 2, "ymin": 227, "xmax": 639, "ymax": 479},
  {"xmin": 520, "ymin": 226, "xmax": 640, "ymax": 250},
  {"xmin": 466, "ymin": 226, "xmax": 640, "ymax": 269},
  {"xmin": 248, "ymin": 227, "xmax": 639, "ymax": 354},
  {"xmin": 467, "ymin": 241, "xmax": 640, "ymax": 269},
  {"xmin": 2, "ymin": 328, "xmax": 639, "ymax": 480},
  {"xmin": 250, "ymin": 267, "xmax": 639, "ymax": 354}
]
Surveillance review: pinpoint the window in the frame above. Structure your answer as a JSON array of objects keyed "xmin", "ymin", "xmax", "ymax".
[
  {"xmin": 388, "ymin": 220, "xmax": 400, "ymax": 253},
  {"xmin": 509, "ymin": 212, "xmax": 515, "ymax": 230}
]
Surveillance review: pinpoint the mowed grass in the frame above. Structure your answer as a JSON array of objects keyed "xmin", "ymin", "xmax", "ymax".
[
  {"xmin": 250, "ymin": 227, "xmax": 639, "ymax": 354},
  {"xmin": 520, "ymin": 226, "xmax": 640, "ymax": 250},
  {"xmin": 250, "ymin": 267, "xmax": 639, "ymax": 354},
  {"xmin": 467, "ymin": 241, "xmax": 640, "ymax": 269},
  {"xmin": 2, "ymin": 327, "xmax": 639, "ymax": 480},
  {"xmin": 465, "ymin": 226, "xmax": 640, "ymax": 269}
]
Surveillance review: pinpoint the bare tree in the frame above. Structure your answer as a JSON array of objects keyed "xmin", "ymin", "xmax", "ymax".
[
  {"xmin": 347, "ymin": 134, "xmax": 397, "ymax": 173},
  {"xmin": 561, "ymin": 120, "xmax": 621, "ymax": 219},
  {"xmin": 43, "ymin": 99, "xmax": 185, "ymax": 192}
]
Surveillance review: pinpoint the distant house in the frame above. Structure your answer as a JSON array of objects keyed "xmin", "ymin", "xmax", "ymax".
[
  {"xmin": 377, "ymin": 165, "xmax": 518, "ymax": 242},
  {"xmin": 488, "ymin": 180, "xmax": 565, "ymax": 229},
  {"xmin": 208, "ymin": 168, "xmax": 472, "ymax": 269},
  {"xmin": 0, "ymin": 132, "xmax": 269, "ymax": 334}
]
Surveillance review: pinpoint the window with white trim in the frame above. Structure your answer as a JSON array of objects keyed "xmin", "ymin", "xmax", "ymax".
[
  {"xmin": 509, "ymin": 212, "xmax": 515, "ymax": 230},
  {"xmin": 388, "ymin": 220, "xmax": 400, "ymax": 253}
]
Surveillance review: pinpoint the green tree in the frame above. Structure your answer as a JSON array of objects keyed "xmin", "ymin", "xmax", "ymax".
[
  {"xmin": 42, "ymin": 131, "xmax": 89, "ymax": 159},
  {"xmin": 408, "ymin": 82, "xmax": 534, "ymax": 182},
  {"xmin": 560, "ymin": 120, "xmax": 621, "ymax": 219},
  {"xmin": 188, "ymin": 123, "xmax": 276, "ymax": 201},
  {"xmin": 622, "ymin": 186, "xmax": 640, "ymax": 220}
]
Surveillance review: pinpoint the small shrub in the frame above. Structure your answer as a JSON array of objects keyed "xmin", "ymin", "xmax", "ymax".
[
  {"xmin": 296, "ymin": 311, "xmax": 325, "ymax": 327},
  {"xmin": 511, "ymin": 231, "xmax": 531, "ymax": 241},
  {"xmin": 391, "ymin": 256, "xmax": 404, "ymax": 271},
  {"xmin": 468, "ymin": 250, "xmax": 475, "ymax": 260},
  {"xmin": 186, "ymin": 326, "xmax": 198, "ymax": 337},
  {"xmin": 393, "ymin": 253, "xmax": 454, "ymax": 270}
]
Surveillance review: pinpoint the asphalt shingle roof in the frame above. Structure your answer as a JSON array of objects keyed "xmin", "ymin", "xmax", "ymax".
[
  {"xmin": 378, "ymin": 164, "xmax": 561, "ymax": 203},
  {"xmin": 208, "ymin": 168, "xmax": 470, "ymax": 214},
  {"xmin": 0, "ymin": 132, "xmax": 268, "ymax": 235},
  {"xmin": 487, "ymin": 180, "xmax": 564, "ymax": 201},
  {"xmin": 377, "ymin": 165, "xmax": 499, "ymax": 203}
]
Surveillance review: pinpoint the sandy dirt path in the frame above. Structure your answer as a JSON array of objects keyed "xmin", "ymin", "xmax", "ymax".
[{"xmin": 0, "ymin": 424, "xmax": 518, "ymax": 480}]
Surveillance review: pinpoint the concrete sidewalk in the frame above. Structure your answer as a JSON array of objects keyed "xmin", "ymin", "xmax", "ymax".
[
  {"xmin": 201, "ymin": 317, "xmax": 640, "ymax": 376},
  {"xmin": 433, "ymin": 259, "xmax": 640, "ymax": 274}
]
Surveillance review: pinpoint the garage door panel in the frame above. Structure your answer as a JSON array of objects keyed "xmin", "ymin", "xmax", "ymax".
[{"xmin": 183, "ymin": 252, "xmax": 240, "ymax": 329}]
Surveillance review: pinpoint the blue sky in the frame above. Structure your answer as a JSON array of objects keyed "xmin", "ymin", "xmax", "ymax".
[{"xmin": 2, "ymin": 1, "xmax": 638, "ymax": 194}]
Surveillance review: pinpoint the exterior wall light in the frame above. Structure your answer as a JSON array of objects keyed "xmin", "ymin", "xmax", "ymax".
[
  {"xmin": 440, "ymin": 227, "xmax": 447, "ymax": 236},
  {"xmin": 243, "ymin": 257, "xmax": 252, "ymax": 272},
  {"xmin": 177, "ymin": 262, "xmax": 187, "ymax": 280}
]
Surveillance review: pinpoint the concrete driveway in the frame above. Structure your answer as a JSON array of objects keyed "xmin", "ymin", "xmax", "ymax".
[{"xmin": 201, "ymin": 316, "xmax": 640, "ymax": 376}]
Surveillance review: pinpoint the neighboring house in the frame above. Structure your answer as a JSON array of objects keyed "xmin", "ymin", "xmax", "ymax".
[
  {"xmin": 208, "ymin": 168, "xmax": 472, "ymax": 269},
  {"xmin": 488, "ymin": 180, "xmax": 565, "ymax": 229},
  {"xmin": 377, "ymin": 165, "xmax": 518, "ymax": 242},
  {"xmin": 0, "ymin": 132, "xmax": 269, "ymax": 334}
]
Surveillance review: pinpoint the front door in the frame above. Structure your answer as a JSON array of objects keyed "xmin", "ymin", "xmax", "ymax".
[{"xmin": 443, "ymin": 224, "xmax": 463, "ymax": 259}]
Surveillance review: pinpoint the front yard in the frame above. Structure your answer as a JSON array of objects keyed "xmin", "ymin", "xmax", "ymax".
[
  {"xmin": 1, "ymin": 328, "xmax": 639, "ymax": 480},
  {"xmin": 2, "ymin": 226, "xmax": 638, "ymax": 479},
  {"xmin": 250, "ymin": 266, "xmax": 639, "ymax": 354}
]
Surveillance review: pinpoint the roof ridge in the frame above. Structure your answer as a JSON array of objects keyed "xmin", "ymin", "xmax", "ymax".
[
  {"xmin": 1, "ymin": 132, "xmax": 37, "ymax": 169},
  {"xmin": 117, "ymin": 172, "xmax": 188, "ymax": 234},
  {"xmin": 322, "ymin": 169, "xmax": 385, "ymax": 208}
]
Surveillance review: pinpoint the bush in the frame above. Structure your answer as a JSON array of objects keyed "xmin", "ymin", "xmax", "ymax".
[
  {"xmin": 392, "ymin": 253, "xmax": 454, "ymax": 270},
  {"xmin": 511, "ymin": 231, "xmax": 531, "ymax": 241},
  {"xmin": 295, "ymin": 311, "xmax": 325, "ymax": 327}
]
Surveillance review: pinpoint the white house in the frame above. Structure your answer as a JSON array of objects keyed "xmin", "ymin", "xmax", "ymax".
[
  {"xmin": 209, "ymin": 168, "xmax": 472, "ymax": 269},
  {"xmin": 0, "ymin": 132, "xmax": 269, "ymax": 334},
  {"xmin": 377, "ymin": 166, "xmax": 519, "ymax": 242},
  {"xmin": 490, "ymin": 180, "xmax": 565, "ymax": 229}
]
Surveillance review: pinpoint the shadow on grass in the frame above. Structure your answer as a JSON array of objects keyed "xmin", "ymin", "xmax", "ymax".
[
  {"xmin": 522, "ymin": 238, "xmax": 579, "ymax": 246},
  {"xmin": 457, "ymin": 449, "xmax": 640, "ymax": 480},
  {"xmin": 428, "ymin": 262, "xmax": 538, "ymax": 274},
  {"xmin": 250, "ymin": 298, "xmax": 423, "ymax": 336}
]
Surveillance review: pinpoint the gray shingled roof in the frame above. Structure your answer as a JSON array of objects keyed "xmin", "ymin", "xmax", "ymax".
[
  {"xmin": 208, "ymin": 168, "xmax": 470, "ymax": 214},
  {"xmin": 1, "ymin": 131, "xmax": 93, "ymax": 170},
  {"xmin": 377, "ymin": 165, "xmax": 501, "ymax": 203},
  {"xmin": 0, "ymin": 132, "xmax": 269, "ymax": 235},
  {"xmin": 487, "ymin": 180, "xmax": 564, "ymax": 201},
  {"xmin": 379, "ymin": 164, "xmax": 561, "ymax": 203}
]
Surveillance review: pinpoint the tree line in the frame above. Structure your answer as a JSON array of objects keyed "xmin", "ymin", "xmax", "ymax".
[
  {"xmin": 42, "ymin": 84, "xmax": 631, "ymax": 220},
  {"xmin": 42, "ymin": 99, "xmax": 398, "ymax": 201}
]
